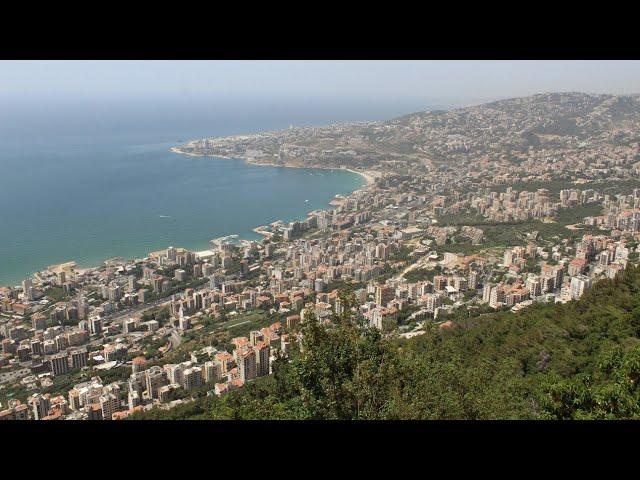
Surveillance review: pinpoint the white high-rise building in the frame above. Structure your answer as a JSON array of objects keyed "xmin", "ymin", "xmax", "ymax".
[
  {"xmin": 22, "ymin": 279, "xmax": 34, "ymax": 301},
  {"xmin": 570, "ymin": 275, "xmax": 592, "ymax": 300},
  {"xmin": 28, "ymin": 393, "xmax": 50, "ymax": 420},
  {"xmin": 99, "ymin": 393, "xmax": 120, "ymax": 420},
  {"xmin": 203, "ymin": 361, "xmax": 221, "ymax": 383},
  {"xmin": 182, "ymin": 366, "xmax": 203, "ymax": 389}
]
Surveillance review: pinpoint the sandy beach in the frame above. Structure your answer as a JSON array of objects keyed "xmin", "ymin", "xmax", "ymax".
[{"xmin": 341, "ymin": 167, "xmax": 376, "ymax": 185}]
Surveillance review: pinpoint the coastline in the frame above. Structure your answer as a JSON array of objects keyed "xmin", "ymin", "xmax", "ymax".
[
  {"xmin": 3, "ymin": 147, "xmax": 373, "ymax": 286},
  {"xmin": 342, "ymin": 167, "xmax": 375, "ymax": 186},
  {"xmin": 170, "ymin": 146, "xmax": 377, "ymax": 186},
  {"xmin": 169, "ymin": 145, "xmax": 378, "ymax": 241},
  {"xmin": 249, "ymin": 159, "xmax": 376, "ymax": 186}
]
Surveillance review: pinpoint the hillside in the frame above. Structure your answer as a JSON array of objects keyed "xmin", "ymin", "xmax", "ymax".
[
  {"xmin": 130, "ymin": 265, "xmax": 640, "ymax": 420},
  {"xmin": 173, "ymin": 93, "xmax": 640, "ymax": 175}
]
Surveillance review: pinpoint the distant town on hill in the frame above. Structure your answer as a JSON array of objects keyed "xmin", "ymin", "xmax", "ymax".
[{"xmin": 175, "ymin": 92, "xmax": 640, "ymax": 181}]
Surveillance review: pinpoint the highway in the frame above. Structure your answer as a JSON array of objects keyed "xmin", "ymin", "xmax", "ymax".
[{"xmin": 102, "ymin": 281, "xmax": 211, "ymax": 327}]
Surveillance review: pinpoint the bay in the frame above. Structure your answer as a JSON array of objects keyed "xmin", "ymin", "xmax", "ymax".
[{"xmin": 0, "ymin": 97, "xmax": 427, "ymax": 286}]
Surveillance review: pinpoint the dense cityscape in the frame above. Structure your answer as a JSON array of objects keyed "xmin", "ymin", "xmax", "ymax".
[{"xmin": 2, "ymin": 92, "xmax": 640, "ymax": 420}]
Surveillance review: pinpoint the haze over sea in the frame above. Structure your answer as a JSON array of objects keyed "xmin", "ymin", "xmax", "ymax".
[{"xmin": 0, "ymin": 96, "xmax": 440, "ymax": 286}]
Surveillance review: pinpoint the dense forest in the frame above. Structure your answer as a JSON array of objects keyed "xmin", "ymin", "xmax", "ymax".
[{"xmin": 130, "ymin": 265, "xmax": 640, "ymax": 420}]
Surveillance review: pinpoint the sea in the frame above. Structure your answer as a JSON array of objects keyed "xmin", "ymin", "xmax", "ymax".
[{"xmin": 0, "ymin": 96, "xmax": 437, "ymax": 286}]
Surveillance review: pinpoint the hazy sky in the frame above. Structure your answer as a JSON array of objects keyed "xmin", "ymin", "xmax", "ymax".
[{"xmin": 1, "ymin": 60, "xmax": 639, "ymax": 105}]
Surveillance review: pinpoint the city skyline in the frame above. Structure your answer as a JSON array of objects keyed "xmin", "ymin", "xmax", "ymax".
[{"xmin": 2, "ymin": 79, "xmax": 640, "ymax": 420}]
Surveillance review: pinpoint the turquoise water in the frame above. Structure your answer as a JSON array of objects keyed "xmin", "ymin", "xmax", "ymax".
[
  {"xmin": 0, "ymin": 98, "xmax": 412, "ymax": 286},
  {"xmin": 0, "ymin": 139, "xmax": 364, "ymax": 286}
]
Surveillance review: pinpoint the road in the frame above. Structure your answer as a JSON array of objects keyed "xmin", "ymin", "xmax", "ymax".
[
  {"xmin": 102, "ymin": 282, "xmax": 211, "ymax": 327},
  {"xmin": 396, "ymin": 255, "xmax": 438, "ymax": 280},
  {"xmin": 104, "ymin": 298, "xmax": 171, "ymax": 326}
]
